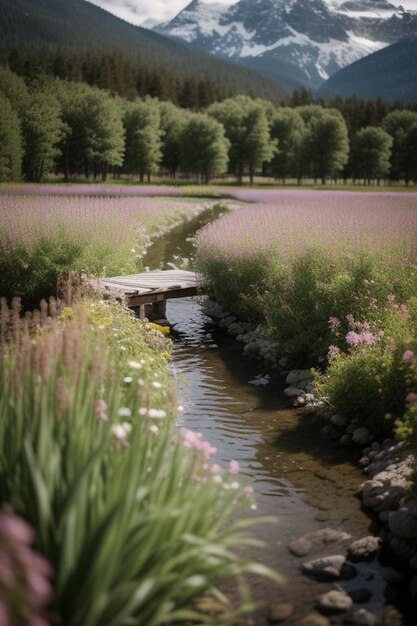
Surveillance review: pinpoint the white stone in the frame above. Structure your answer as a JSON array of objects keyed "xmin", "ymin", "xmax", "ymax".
[{"xmin": 317, "ymin": 590, "xmax": 352, "ymax": 614}]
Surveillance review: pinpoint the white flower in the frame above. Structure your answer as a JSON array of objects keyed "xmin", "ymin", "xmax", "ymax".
[
  {"xmin": 148, "ymin": 409, "xmax": 167, "ymax": 419},
  {"xmin": 152, "ymin": 381, "xmax": 162, "ymax": 389},
  {"xmin": 177, "ymin": 405, "xmax": 184, "ymax": 412},
  {"xmin": 138, "ymin": 407, "xmax": 148, "ymax": 416},
  {"xmin": 128, "ymin": 360, "xmax": 142, "ymax": 370},
  {"xmin": 149, "ymin": 425, "xmax": 159, "ymax": 435},
  {"xmin": 124, "ymin": 376, "xmax": 133, "ymax": 384},
  {"xmin": 118, "ymin": 407, "xmax": 131, "ymax": 418}
]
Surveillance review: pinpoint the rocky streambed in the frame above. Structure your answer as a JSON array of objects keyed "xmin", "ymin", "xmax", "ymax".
[{"xmin": 201, "ymin": 298, "xmax": 417, "ymax": 624}]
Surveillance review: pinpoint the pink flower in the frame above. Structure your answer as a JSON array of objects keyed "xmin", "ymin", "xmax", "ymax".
[
  {"xmin": 328, "ymin": 316, "xmax": 340, "ymax": 329},
  {"xmin": 180, "ymin": 429, "xmax": 217, "ymax": 460},
  {"xmin": 229, "ymin": 460, "xmax": 240, "ymax": 475},
  {"xmin": 346, "ymin": 331, "xmax": 361, "ymax": 346},
  {"xmin": 210, "ymin": 464, "xmax": 222, "ymax": 474},
  {"xmin": 244, "ymin": 486, "xmax": 254, "ymax": 497},
  {"xmin": 328, "ymin": 345, "xmax": 341, "ymax": 362},
  {"xmin": 406, "ymin": 392, "xmax": 417, "ymax": 403},
  {"xmin": 402, "ymin": 350, "xmax": 414, "ymax": 363}
]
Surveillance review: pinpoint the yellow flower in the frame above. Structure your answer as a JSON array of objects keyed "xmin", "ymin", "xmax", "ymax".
[
  {"xmin": 60, "ymin": 307, "xmax": 74, "ymax": 320},
  {"xmin": 147, "ymin": 322, "xmax": 170, "ymax": 336}
]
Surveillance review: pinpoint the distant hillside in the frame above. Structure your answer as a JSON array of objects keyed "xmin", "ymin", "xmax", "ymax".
[
  {"xmin": 0, "ymin": 0, "xmax": 287, "ymax": 104},
  {"xmin": 318, "ymin": 37, "xmax": 417, "ymax": 102}
]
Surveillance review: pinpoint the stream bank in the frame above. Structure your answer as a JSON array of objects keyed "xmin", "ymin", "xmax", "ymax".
[{"xmin": 143, "ymin": 204, "xmax": 413, "ymax": 626}]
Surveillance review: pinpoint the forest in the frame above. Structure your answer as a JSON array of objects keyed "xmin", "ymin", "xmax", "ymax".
[{"xmin": 1, "ymin": 65, "xmax": 417, "ymax": 186}]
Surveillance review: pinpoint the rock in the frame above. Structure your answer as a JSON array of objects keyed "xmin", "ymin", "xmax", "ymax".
[
  {"xmin": 388, "ymin": 505, "xmax": 417, "ymax": 540},
  {"xmin": 389, "ymin": 535, "xmax": 416, "ymax": 560},
  {"xmin": 285, "ymin": 369, "xmax": 311, "ymax": 386},
  {"xmin": 343, "ymin": 608, "xmax": 379, "ymax": 625},
  {"xmin": 331, "ymin": 414, "xmax": 348, "ymax": 427},
  {"xmin": 348, "ymin": 588, "xmax": 373, "ymax": 603},
  {"xmin": 302, "ymin": 555, "xmax": 357, "ymax": 581},
  {"xmin": 279, "ymin": 357, "xmax": 289, "ymax": 368},
  {"xmin": 383, "ymin": 567, "xmax": 403, "ymax": 584},
  {"xmin": 290, "ymin": 528, "xmax": 351, "ymax": 557},
  {"xmin": 284, "ymin": 386, "xmax": 304, "ymax": 398},
  {"xmin": 299, "ymin": 613, "xmax": 330, "ymax": 626},
  {"xmin": 289, "ymin": 537, "xmax": 312, "ymax": 557},
  {"xmin": 320, "ymin": 425, "xmax": 340, "ymax": 440},
  {"xmin": 347, "ymin": 536, "xmax": 380, "ymax": 561},
  {"xmin": 362, "ymin": 470, "xmax": 410, "ymax": 512},
  {"xmin": 268, "ymin": 603, "xmax": 294, "ymax": 623},
  {"xmin": 340, "ymin": 434, "xmax": 353, "ymax": 446},
  {"xmin": 317, "ymin": 590, "xmax": 353, "ymax": 614},
  {"xmin": 352, "ymin": 427, "xmax": 370, "ymax": 445}
]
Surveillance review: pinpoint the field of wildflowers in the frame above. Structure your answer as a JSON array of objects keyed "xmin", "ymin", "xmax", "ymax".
[
  {"xmin": 196, "ymin": 191, "xmax": 417, "ymax": 362},
  {"xmin": 196, "ymin": 189, "xmax": 417, "ymax": 445},
  {"xmin": 0, "ymin": 194, "xmax": 205, "ymax": 306},
  {"xmin": 0, "ymin": 295, "xmax": 276, "ymax": 625}
]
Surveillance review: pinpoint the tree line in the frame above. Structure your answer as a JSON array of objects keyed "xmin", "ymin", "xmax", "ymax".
[{"xmin": 1, "ymin": 66, "xmax": 417, "ymax": 185}]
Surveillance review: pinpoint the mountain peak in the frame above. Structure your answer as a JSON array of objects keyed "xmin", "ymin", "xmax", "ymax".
[{"xmin": 155, "ymin": 0, "xmax": 417, "ymax": 91}]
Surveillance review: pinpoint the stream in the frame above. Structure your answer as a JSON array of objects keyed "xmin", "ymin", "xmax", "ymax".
[{"xmin": 144, "ymin": 204, "xmax": 411, "ymax": 626}]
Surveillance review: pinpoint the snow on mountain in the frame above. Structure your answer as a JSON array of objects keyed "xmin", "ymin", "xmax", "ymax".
[{"xmin": 154, "ymin": 0, "xmax": 417, "ymax": 90}]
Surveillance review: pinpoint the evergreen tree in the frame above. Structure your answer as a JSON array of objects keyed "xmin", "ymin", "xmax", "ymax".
[
  {"xmin": 180, "ymin": 113, "xmax": 229, "ymax": 183},
  {"xmin": 123, "ymin": 99, "xmax": 163, "ymax": 181},
  {"xmin": 0, "ymin": 93, "xmax": 23, "ymax": 181},
  {"xmin": 350, "ymin": 127, "xmax": 393, "ymax": 184},
  {"xmin": 383, "ymin": 110, "xmax": 417, "ymax": 184}
]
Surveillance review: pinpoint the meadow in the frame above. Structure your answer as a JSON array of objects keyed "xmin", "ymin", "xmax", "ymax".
[
  {"xmin": 0, "ymin": 194, "xmax": 206, "ymax": 306},
  {"xmin": 196, "ymin": 189, "xmax": 417, "ymax": 444}
]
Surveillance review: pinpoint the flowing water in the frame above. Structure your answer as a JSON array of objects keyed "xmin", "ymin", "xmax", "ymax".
[{"xmin": 144, "ymin": 205, "xmax": 412, "ymax": 626}]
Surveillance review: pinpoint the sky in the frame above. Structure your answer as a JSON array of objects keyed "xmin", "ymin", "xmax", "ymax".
[
  {"xmin": 87, "ymin": 0, "xmax": 417, "ymax": 26},
  {"xmin": 86, "ymin": 0, "xmax": 235, "ymax": 26}
]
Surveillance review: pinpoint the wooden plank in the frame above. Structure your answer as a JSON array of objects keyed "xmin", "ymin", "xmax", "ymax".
[
  {"xmin": 127, "ymin": 286, "xmax": 200, "ymax": 307},
  {"xmin": 89, "ymin": 270, "xmax": 205, "ymax": 306}
]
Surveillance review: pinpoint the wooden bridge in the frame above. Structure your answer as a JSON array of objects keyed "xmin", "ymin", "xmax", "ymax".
[{"xmin": 90, "ymin": 270, "xmax": 203, "ymax": 319}]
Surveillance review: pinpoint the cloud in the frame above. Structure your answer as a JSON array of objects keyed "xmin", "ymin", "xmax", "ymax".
[
  {"xmin": 86, "ymin": 0, "xmax": 237, "ymax": 25},
  {"xmin": 87, "ymin": 0, "xmax": 417, "ymax": 26}
]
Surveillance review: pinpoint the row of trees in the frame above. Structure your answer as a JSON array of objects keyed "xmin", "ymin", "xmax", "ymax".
[{"xmin": 1, "ymin": 67, "xmax": 417, "ymax": 185}]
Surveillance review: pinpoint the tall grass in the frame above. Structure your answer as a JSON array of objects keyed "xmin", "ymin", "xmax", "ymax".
[
  {"xmin": 0, "ymin": 297, "xmax": 277, "ymax": 625},
  {"xmin": 196, "ymin": 194, "xmax": 417, "ymax": 364},
  {"xmin": 0, "ymin": 195, "xmax": 205, "ymax": 306}
]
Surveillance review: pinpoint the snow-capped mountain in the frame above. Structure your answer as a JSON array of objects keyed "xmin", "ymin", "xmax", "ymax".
[{"xmin": 154, "ymin": 0, "xmax": 417, "ymax": 90}]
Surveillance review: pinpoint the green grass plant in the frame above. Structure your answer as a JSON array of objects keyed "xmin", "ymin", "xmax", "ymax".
[
  {"xmin": 0, "ymin": 296, "xmax": 278, "ymax": 626},
  {"xmin": 0, "ymin": 195, "xmax": 206, "ymax": 307}
]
